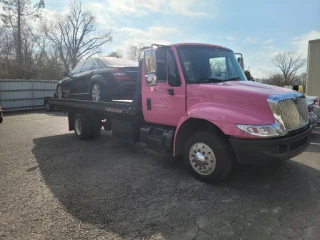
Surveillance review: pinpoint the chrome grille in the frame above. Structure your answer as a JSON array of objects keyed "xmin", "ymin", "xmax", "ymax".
[{"xmin": 268, "ymin": 93, "xmax": 309, "ymax": 132}]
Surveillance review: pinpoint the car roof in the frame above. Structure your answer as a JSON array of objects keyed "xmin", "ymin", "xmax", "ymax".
[{"xmin": 95, "ymin": 57, "xmax": 138, "ymax": 67}]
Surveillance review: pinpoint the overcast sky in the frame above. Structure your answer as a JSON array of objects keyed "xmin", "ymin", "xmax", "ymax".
[{"xmin": 42, "ymin": 0, "xmax": 320, "ymax": 78}]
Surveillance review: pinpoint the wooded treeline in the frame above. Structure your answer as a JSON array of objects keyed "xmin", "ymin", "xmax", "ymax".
[{"xmin": 0, "ymin": 0, "xmax": 306, "ymax": 85}]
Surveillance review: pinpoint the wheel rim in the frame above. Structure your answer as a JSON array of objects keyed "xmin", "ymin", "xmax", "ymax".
[
  {"xmin": 189, "ymin": 142, "xmax": 216, "ymax": 175},
  {"xmin": 45, "ymin": 102, "xmax": 50, "ymax": 110},
  {"xmin": 75, "ymin": 118, "xmax": 82, "ymax": 136},
  {"xmin": 92, "ymin": 84, "xmax": 100, "ymax": 102},
  {"xmin": 57, "ymin": 87, "xmax": 63, "ymax": 98}
]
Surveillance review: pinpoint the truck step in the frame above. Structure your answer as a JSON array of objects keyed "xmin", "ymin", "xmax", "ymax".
[{"xmin": 140, "ymin": 127, "xmax": 175, "ymax": 153}]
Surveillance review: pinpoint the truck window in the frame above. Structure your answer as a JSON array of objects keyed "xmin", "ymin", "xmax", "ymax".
[
  {"xmin": 177, "ymin": 45, "xmax": 247, "ymax": 83},
  {"xmin": 156, "ymin": 49, "xmax": 167, "ymax": 81},
  {"xmin": 210, "ymin": 57, "xmax": 226, "ymax": 77},
  {"xmin": 167, "ymin": 50, "xmax": 181, "ymax": 87}
]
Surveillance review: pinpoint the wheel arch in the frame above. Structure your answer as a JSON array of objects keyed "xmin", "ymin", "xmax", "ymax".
[
  {"xmin": 89, "ymin": 74, "xmax": 105, "ymax": 90},
  {"xmin": 174, "ymin": 117, "xmax": 227, "ymax": 157}
]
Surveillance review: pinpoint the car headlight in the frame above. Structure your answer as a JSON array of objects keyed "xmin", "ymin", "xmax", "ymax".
[{"xmin": 237, "ymin": 124, "xmax": 286, "ymax": 138}]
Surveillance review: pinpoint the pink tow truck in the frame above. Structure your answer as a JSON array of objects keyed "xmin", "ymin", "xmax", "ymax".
[{"xmin": 50, "ymin": 43, "xmax": 312, "ymax": 183}]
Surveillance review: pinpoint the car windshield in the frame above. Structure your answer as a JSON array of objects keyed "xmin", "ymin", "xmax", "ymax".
[
  {"xmin": 177, "ymin": 45, "xmax": 247, "ymax": 84},
  {"xmin": 100, "ymin": 57, "xmax": 138, "ymax": 67}
]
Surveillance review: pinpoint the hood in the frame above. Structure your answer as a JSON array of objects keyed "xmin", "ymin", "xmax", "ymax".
[{"xmin": 187, "ymin": 81, "xmax": 294, "ymax": 110}]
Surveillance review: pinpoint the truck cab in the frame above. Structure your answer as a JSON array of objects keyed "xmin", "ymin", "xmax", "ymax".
[{"xmin": 50, "ymin": 43, "xmax": 312, "ymax": 183}]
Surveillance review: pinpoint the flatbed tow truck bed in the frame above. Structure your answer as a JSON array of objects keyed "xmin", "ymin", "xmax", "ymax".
[
  {"xmin": 49, "ymin": 98, "xmax": 137, "ymax": 115},
  {"xmin": 49, "ymin": 97, "xmax": 146, "ymax": 143}
]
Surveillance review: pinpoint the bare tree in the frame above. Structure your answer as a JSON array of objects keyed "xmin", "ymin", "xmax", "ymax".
[
  {"xmin": 44, "ymin": 0, "xmax": 112, "ymax": 71},
  {"xmin": 108, "ymin": 52, "xmax": 123, "ymax": 58},
  {"xmin": 271, "ymin": 51, "xmax": 306, "ymax": 86},
  {"xmin": 244, "ymin": 70, "xmax": 254, "ymax": 81},
  {"xmin": 0, "ymin": 0, "xmax": 45, "ymax": 64},
  {"xmin": 29, "ymin": 27, "xmax": 64, "ymax": 79},
  {"xmin": 127, "ymin": 45, "xmax": 144, "ymax": 61},
  {"xmin": 268, "ymin": 73, "xmax": 284, "ymax": 86}
]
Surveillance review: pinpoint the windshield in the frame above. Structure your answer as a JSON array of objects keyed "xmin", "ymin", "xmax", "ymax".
[{"xmin": 177, "ymin": 46, "xmax": 247, "ymax": 83}]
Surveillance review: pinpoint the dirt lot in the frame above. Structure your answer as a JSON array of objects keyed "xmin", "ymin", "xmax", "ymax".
[{"xmin": 1, "ymin": 111, "xmax": 320, "ymax": 240}]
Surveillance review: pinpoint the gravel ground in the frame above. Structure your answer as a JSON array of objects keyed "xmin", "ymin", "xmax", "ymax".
[{"xmin": 1, "ymin": 111, "xmax": 320, "ymax": 240}]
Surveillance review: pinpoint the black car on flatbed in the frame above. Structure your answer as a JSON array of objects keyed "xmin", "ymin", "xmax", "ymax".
[{"xmin": 56, "ymin": 57, "xmax": 138, "ymax": 102}]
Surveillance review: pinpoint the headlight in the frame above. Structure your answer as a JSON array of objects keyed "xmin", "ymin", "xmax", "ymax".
[{"xmin": 237, "ymin": 124, "xmax": 285, "ymax": 138}]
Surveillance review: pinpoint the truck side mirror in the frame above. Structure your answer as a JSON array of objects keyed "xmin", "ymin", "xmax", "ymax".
[
  {"xmin": 146, "ymin": 74, "xmax": 157, "ymax": 86},
  {"xmin": 235, "ymin": 53, "xmax": 244, "ymax": 70},
  {"xmin": 144, "ymin": 48, "xmax": 158, "ymax": 86},
  {"xmin": 237, "ymin": 57, "xmax": 244, "ymax": 70},
  {"xmin": 144, "ymin": 49, "xmax": 157, "ymax": 74}
]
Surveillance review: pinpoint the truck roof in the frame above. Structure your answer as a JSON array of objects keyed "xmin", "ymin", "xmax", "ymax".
[
  {"xmin": 171, "ymin": 43, "xmax": 232, "ymax": 51},
  {"xmin": 141, "ymin": 43, "xmax": 232, "ymax": 52}
]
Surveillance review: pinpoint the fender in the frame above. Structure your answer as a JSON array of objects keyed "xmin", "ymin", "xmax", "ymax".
[
  {"xmin": 89, "ymin": 74, "xmax": 106, "ymax": 89},
  {"xmin": 173, "ymin": 101, "xmax": 275, "ymax": 156}
]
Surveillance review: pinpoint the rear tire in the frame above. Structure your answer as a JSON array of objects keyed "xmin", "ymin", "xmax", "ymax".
[
  {"xmin": 90, "ymin": 115, "xmax": 101, "ymax": 139},
  {"xmin": 0, "ymin": 117, "xmax": 3, "ymax": 123},
  {"xmin": 74, "ymin": 113, "xmax": 92, "ymax": 140},
  {"xmin": 183, "ymin": 132, "xmax": 234, "ymax": 183},
  {"xmin": 91, "ymin": 83, "xmax": 102, "ymax": 102}
]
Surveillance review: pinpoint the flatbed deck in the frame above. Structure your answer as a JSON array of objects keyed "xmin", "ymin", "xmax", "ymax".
[{"xmin": 49, "ymin": 98, "xmax": 137, "ymax": 115}]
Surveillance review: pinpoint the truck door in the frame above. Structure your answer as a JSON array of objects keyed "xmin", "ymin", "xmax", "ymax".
[{"xmin": 142, "ymin": 47, "xmax": 186, "ymax": 126}]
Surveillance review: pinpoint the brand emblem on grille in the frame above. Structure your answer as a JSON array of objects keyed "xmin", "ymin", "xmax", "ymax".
[{"xmin": 292, "ymin": 95, "xmax": 299, "ymax": 104}]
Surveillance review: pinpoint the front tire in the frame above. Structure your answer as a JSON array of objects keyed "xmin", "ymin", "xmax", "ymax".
[
  {"xmin": 184, "ymin": 132, "xmax": 234, "ymax": 183},
  {"xmin": 0, "ymin": 117, "xmax": 3, "ymax": 123}
]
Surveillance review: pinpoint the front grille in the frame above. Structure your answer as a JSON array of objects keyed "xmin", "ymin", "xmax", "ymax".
[
  {"xmin": 278, "ymin": 98, "xmax": 309, "ymax": 130},
  {"xmin": 268, "ymin": 94, "xmax": 309, "ymax": 131}
]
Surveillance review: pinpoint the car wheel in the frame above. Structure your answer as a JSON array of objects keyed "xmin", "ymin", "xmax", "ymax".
[
  {"xmin": 0, "ymin": 117, "xmax": 3, "ymax": 123},
  {"xmin": 91, "ymin": 83, "xmax": 102, "ymax": 102},
  {"xmin": 184, "ymin": 132, "xmax": 234, "ymax": 183},
  {"xmin": 44, "ymin": 101, "xmax": 53, "ymax": 111},
  {"xmin": 57, "ymin": 86, "xmax": 64, "ymax": 99}
]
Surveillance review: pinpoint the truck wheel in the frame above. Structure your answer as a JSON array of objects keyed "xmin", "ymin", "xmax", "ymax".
[
  {"xmin": 74, "ymin": 113, "xmax": 92, "ymax": 140},
  {"xmin": 90, "ymin": 116, "xmax": 101, "ymax": 139},
  {"xmin": 184, "ymin": 132, "xmax": 233, "ymax": 183}
]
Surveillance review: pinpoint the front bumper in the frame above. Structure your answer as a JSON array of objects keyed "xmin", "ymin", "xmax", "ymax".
[{"xmin": 229, "ymin": 126, "xmax": 312, "ymax": 164}]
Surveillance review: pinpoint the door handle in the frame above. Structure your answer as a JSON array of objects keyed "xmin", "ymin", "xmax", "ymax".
[
  {"xmin": 153, "ymin": 89, "xmax": 175, "ymax": 95},
  {"xmin": 167, "ymin": 89, "xmax": 174, "ymax": 95}
]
